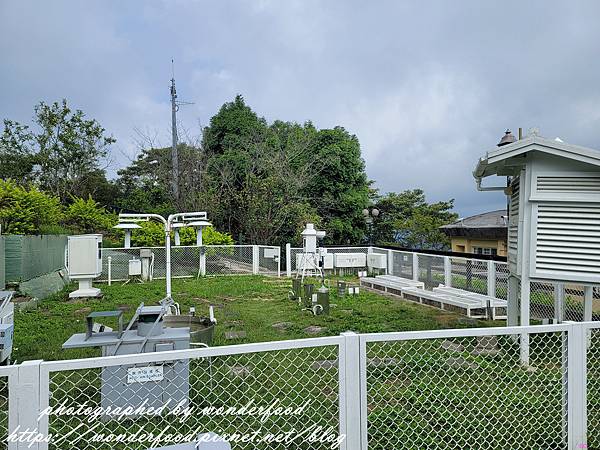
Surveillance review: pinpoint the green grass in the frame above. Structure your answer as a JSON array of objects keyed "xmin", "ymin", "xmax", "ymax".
[
  {"xmin": 13, "ymin": 275, "xmax": 494, "ymax": 362},
  {"xmin": 10, "ymin": 275, "xmax": 596, "ymax": 450}
]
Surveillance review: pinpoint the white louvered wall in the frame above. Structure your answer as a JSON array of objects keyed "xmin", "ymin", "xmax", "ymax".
[
  {"xmin": 534, "ymin": 203, "xmax": 600, "ymax": 280},
  {"xmin": 536, "ymin": 175, "xmax": 600, "ymax": 193},
  {"xmin": 508, "ymin": 176, "xmax": 520, "ymax": 274},
  {"xmin": 530, "ymin": 172, "xmax": 600, "ymax": 283}
]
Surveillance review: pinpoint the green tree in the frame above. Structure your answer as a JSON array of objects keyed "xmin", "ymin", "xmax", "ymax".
[
  {"xmin": 65, "ymin": 196, "xmax": 116, "ymax": 234},
  {"xmin": 0, "ymin": 100, "xmax": 115, "ymax": 202},
  {"xmin": 373, "ymin": 189, "xmax": 457, "ymax": 250},
  {"xmin": 198, "ymin": 97, "xmax": 369, "ymax": 245},
  {"xmin": 0, "ymin": 180, "xmax": 63, "ymax": 234},
  {"xmin": 115, "ymin": 144, "xmax": 203, "ymax": 215}
]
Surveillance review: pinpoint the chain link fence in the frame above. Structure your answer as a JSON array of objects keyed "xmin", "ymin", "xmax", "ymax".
[
  {"xmin": 589, "ymin": 327, "xmax": 600, "ymax": 450},
  {"xmin": 46, "ymin": 343, "xmax": 340, "ymax": 450},
  {"xmin": 416, "ymin": 254, "xmax": 445, "ymax": 290},
  {"xmin": 365, "ymin": 329, "xmax": 567, "ymax": 449},
  {"xmin": 100, "ymin": 245, "xmax": 280, "ymax": 282},
  {"xmin": 0, "ymin": 375, "xmax": 7, "ymax": 445},
  {"xmin": 3, "ymin": 324, "xmax": 600, "ymax": 449}
]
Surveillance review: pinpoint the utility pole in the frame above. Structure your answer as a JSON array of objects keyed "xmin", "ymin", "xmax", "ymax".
[
  {"xmin": 170, "ymin": 69, "xmax": 179, "ymax": 201},
  {"xmin": 169, "ymin": 60, "xmax": 193, "ymax": 204}
]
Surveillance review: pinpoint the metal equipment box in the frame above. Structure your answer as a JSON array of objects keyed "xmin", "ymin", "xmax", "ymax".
[
  {"xmin": 67, "ymin": 234, "xmax": 102, "ymax": 279},
  {"xmin": 63, "ymin": 306, "xmax": 190, "ymax": 411},
  {"xmin": 334, "ymin": 252, "xmax": 367, "ymax": 268}
]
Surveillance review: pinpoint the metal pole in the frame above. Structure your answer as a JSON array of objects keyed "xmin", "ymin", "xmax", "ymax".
[
  {"xmin": 165, "ymin": 225, "xmax": 172, "ymax": 299},
  {"xmin": 170, "ymin": 76, "xmax": 179, "ymax": 201},
  {"xmin": 107, "ymin": 256, "xmax": 112, "ymax": 286}
]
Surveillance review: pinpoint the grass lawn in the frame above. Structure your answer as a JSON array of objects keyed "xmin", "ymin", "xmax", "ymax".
[
  {"xmin": 10, "ymin": 275, "xmax": 592, "ymax": 450},
  {"xmin": 13, "ymin": 275, "xmax": 495, "ymax": 362}
]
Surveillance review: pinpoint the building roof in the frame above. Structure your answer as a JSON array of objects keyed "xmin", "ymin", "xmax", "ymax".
[
  {"xmin": 440, "ymin": 209, "xmax": 507, "ymax": 239},
  {"xmin": 473, "ymin": 134, "xmax": 600, "ymax": 179}
]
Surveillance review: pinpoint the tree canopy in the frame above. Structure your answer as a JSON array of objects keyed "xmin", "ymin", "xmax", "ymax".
[
  {"xmin": 0, "ymin": 99, "xmax": 115, "ymax": 203},
  {"xmin": 1, "ymin": 96, "xmax": 458, "ymax": 249}
]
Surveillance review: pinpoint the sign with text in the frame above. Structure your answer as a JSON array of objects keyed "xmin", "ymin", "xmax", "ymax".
[{"xmin": 127, "ymin": 365, "xmax": 164, "ymax": 384}]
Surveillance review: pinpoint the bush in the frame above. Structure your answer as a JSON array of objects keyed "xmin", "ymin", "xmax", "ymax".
[
  {"xmin": 65, "ymin": 196, "xmax": 117, "ymax": 233},
  {"xmin": 0, "ymin": 180, "xmax": 63, "ymax": 234},
  {"xmin": 130, "ymin": 221, "xmax": 234, "ymax": 247}
]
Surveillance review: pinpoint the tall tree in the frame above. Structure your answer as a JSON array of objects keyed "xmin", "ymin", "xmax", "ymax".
[
  {"xmin": 372, "ymin": 189, "xmax": 457, "ymax": 250},
  {"xmin": 0, "ymin": 100, "xmax": 114, "ymax": 202}
]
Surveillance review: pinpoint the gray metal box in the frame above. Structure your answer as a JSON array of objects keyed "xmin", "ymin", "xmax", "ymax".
[{"xmin": 64, "ymin": 326, "xmax": 190, "ymax": 411}]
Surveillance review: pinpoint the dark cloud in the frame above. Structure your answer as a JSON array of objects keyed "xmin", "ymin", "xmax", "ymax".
[{"xmin": 2, "ymin": 0, "xmax": 600, "ymax": 216}]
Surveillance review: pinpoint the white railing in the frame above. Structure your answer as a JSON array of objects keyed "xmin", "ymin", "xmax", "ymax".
[
  {"xmin": 100, "ymin": 245, "xmax": 281, "ymax": 282},
  {"xmin": 286, "ymin": 245, "xmax": 600, "ymax": 323},
  {"xmin": 2, "ymin": 322, "xmax": 599, "ymax": 449}
]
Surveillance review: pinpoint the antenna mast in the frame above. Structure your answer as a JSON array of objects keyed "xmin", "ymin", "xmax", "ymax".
[{"xmin": 170, "ymin": 60, "xmax": 179, "ymax": 201}]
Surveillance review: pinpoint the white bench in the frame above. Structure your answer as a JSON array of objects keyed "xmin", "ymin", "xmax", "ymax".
[
  {"xmin": 433, "ymin": 286, "xmax": 507, "ymax": 320},
  {"xmin": 401, "ymin": 288, "xmax": 489, "ymax": 318},
  {"xmin": 375, "ymin": 275, "xmax": 425, "ymax": 289},
  {"xmin": 360, "ymin": 276, "xmax": 424, "ymax": 297}
]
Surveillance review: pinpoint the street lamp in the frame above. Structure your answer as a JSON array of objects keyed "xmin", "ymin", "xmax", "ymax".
[
  {"xmin": 362, "ymin": 207, "xmax": 380, "ymax": 245},
  {"xmin": 117, "ymin": 211, "xmax": 208, "ymax": 300}
]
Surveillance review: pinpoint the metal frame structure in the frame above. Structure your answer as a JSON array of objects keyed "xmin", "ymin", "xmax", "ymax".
[{"xmin": 117, "ymin": 212, "xmax": 208, "ymax": 299}]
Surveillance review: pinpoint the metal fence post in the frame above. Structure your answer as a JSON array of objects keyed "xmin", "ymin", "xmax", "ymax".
[
  {"xmin": 252, "ymin": 245, "xmax": 259, "ymax": 275},
  {"xmin": 277, "ymin": 246, "xmax": 281, "ymax": 277},
  {"xmin": 8, "ymin": 360, "xmax": 46, "ymax": 450},
  {"xmin": 566, "ymin": 322, "xmax": 587, "ymax": 450},
  {"xmin": 444, "ymin": 257, "xmax": 451, "ymax": 286},
  {"xmin": 339, "ymin": 332, "xmax": 363, "ymax": 450},
  {"xmin": 107, "ymin": 256, "xmax": 112, "ymax": 286},
  {"xmin": 554, "ymin": 283, "xmax": 565, "ymax": 323},
  {"xmin": 412, "ymin": 253, "xmax": 419, "ymax": 282},
  {"xmin": 387, "ymin": 249, "xmax": 393, "ymax": 275},
  {"xmin": 286, "ymin": 243, "xmax": 292, "ymax": 278},
  {"xmin": 487, "ymin": 260, "xmax": 495, "ymax": 297}
]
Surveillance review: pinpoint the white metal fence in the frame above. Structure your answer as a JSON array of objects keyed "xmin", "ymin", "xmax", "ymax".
[
  {"xmin": 100, "ymin": 245, "xmax": 281, "ymax": 282},
  {"xmin": 286, "ymin": 246, "xmax": 600, "ymax": 323},
  {"xmin": 2, "ymin": 322, "xmax": 599, "ymax": 450}
]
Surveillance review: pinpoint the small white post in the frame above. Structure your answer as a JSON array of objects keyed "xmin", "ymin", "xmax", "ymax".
[
  {"xmin": 566, "ymin": 322, "xmax": 587, "ymax": 449},
  {"xmin": 277, "ymin": 246, "xmax": 281, "ymax": 277},
  {"xmin": 583, "ymin": 286, "xmax": 593, "ymax": 322},
  {"xmin": 8, "ymin": 360, "xmax": 46, "ymax": 450},
  {"xmin": 554, "ymin": 283, "xmax": 565, "ymax": 323},
  {"xmin": 285, "ymin": 243, "xmax": 292, "ymax": 278},
  {"xmin": 252, "ymin": 245, "xmax": 259, "ymax": 275},
  {"xmin": 200, "ymin": 247, "xmax": 206, "ymax": 277},
  {"xmin": 339, "ymin": 332, "xmax": 363, "ymax": 450},
  {"xmin": 107, "ymin": 256, "xmax": 112, "ymax": 286},
  {"xmin": 444, "ymin": 257, "xmax": 452, "ymax": 287},
  {"xmin": 124, "ymin": 231, "xmax": 131, "ymax": 249},
  {"xmin": 387, "ymin": 249, "xmax": 393, "ymax": 275},
  {"xmin": 412, "ymin": 253, "xmax": 419, "ymax": 282},
  {"xmin": 487, "ymin": 260, "xmax": 496, "ymax": 297},
  {"xmin": 507, "ymin": 275, "xmax": 519, "ymax": 327},
  {"xmin": 520, "ymin": 277, "xmax": 531, "ymax": 365}
]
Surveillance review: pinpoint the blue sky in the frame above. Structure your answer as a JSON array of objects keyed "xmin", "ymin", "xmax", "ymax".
[{"xmin": 2, "ymin": 1, "xmax": 600, "ymax": 217}]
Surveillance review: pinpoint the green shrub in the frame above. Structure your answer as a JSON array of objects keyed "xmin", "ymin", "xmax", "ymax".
[
  {"xmin": 130, "ymin": 221, "xmax": 234, "ymax": 247},
  {"xmin": 0, "ymin": 180, "xmax": 63, "ymax": 234},
  {"xmin": 65, "ymin": 196, "xmax": 117, "ymax": 233}
]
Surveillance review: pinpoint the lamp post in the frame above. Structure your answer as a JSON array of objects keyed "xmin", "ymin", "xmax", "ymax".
[
  {"xmin": 117, "ymin": 211, "xmax": 208, "ymax": 300},
  {"xmin": 362, "ymin": 207, "xmax": 380, "ymax": 245}
]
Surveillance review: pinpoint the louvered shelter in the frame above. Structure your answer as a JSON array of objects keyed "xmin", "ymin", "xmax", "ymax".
[{"xmin": 473, "ymin": 131, "xmax": 600, "ymax": 361}]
